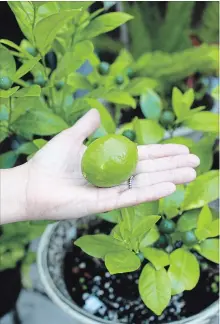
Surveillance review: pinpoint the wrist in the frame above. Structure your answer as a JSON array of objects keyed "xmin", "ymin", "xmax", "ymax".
[{"xmin": 0, "ymin": 164, "xmax": 28, "ymax": 224}]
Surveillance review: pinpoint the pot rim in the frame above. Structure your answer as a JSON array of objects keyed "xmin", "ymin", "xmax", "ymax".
[{"xmin": 37, "ymin": 222, "xmax": 219, "ymax": 324}]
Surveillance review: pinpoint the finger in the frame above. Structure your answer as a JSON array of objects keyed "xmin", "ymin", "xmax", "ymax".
[
  {"xmin": 138, "ymin": 144, "xmax": 190, "ymax": 161},
  {"xmin": 134, "ymin": 154, "xmax": 200, "ymax": 175},
  {"xmin": 133, "ymin": 167, "xmax": 196, "ymax": 187},
  {"xmin": 72, "ymin": 109, "xmax": 101, "ymax": 142},
  {"xmin": 116, "ymin": 182, "xmax": 176, "ymax": 209}
]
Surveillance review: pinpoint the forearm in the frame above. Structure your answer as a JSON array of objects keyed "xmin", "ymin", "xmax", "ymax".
[{"xmin": 0, "ymin": 165, "xmax": 28, "ymax": 224}]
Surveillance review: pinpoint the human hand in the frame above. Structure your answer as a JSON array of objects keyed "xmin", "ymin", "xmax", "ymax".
[{"xmin": 16, "ymin": 109, "xmax": 199, "ymax": 221}]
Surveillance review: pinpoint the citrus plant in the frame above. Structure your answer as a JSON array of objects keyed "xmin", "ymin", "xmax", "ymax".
[
  {"xmin": 75, "ymin": 169, "xmax": 219, "ymax": 315},
  {"xmin": 0, "ymin": 0, "xmax": 155, "ymax": 287},
  {"xmin": 0, "ymin": 1, "xmax": 158, "ymax": 169}
]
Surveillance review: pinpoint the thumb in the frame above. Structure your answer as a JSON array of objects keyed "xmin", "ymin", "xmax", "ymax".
[{"xmin": 72, "ymin": 109, "xmax": 101, "ymax": 142}]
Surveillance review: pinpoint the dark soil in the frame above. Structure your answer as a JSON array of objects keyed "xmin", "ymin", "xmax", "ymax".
[
  {"xmin": 64, "ymin": 220, "xmax": 219, "ymax": 324},
  {"xmin": 0, "ymin": 265, "xmax": 22, "ymax": 318}
]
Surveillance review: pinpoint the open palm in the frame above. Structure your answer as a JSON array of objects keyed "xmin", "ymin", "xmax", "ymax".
[{"xmin": 25, "ymin": 109, "xmax": 200, "ymax": 221}]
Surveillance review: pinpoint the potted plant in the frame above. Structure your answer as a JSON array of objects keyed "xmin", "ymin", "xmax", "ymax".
[
  {"xmin": 37, "ymin": 165, "xmax": 219, "ymax": 323},
  {"xmin": 0, "ymin": 2, "xmax": 219, "ymax": 323},
  {"xmin": 0, "ymin": 220, "xmax": 55, "ymax": 321}
]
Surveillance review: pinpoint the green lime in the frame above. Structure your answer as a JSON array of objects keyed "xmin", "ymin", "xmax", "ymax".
[
  {"xmin": 159, "ymin": 219, "xmax": 176, "ymax": 234},
  {"xmin": 160, "ymin": 110, "xmax": 175, "ymax": 127},
  {"xmin": 126, "ymin": 67, "xmax": 135, "ymax": 79},
  {"xmin": 81, "ymin": 134, "xmax": 138, "ymax": 187},
  {"xmin": 182, "ymin": 230, "xmax": 198, "ymax": 247},
  {"xmin": 34, "ymin": 75, "xmax": 46, "ymax": 87},
  {"xmin": 26, "ymin": 47, "xmax": 38, "ymax": 57},
  {"xmin": 98, "ymin": 62, "xmax": 110, "ymax": 75},
  {"xmin": 154, "ymin": 234, "xmax": 169, "ymax": 248},
  {"xmin": 115, "ymin": 75, "xmax": 124, "ymax": 85},
  {"xmin": 0, "ymin": 76, "xmax": 12, "ymax": 90},
  {"xmin": 93, "ymin": 82, "xmax": 99, "ymax": 89},
  {"xmin": 55, "ymin": 80, "xmax": 65, "ymax": 91},
  {"xmin": 122, "ymin": 130, "xmax": 136, "ymax": 141}
]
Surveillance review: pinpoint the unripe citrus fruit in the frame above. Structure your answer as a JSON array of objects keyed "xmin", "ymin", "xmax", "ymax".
[
  {"xmin": 155, "ymin": 234, "xmax": 169, "ymax": 248},
  {"xmin": 81, "ymin": 134, "xmax": 138, "ymax": 187},
  {"xmin": 126, "ymin": 67, "xmax": 135, "ymax": 79},
  {"xmin": 159, "ymin": 219, "xmax": 176, "ymax": 234},
  {"xmin": 160, "ymin": 110, "xmax": 175, "ymax": 127},
  {"xmin": 55, "ymin": 80, "xmax": 65, "ymax": 91},
  {"xmin": 0, "ymin": 76, "xmax": 12, "ymax": 90},
  {"xmin": 115, "ymin": 75, "xmax": 124, "ymax": 85},
  {"xmin": 34, "ymin": 75, "xmax": 46, "ymax": 87},
  {"xmin": 182, "ymin": 230, "xmax": 198, "ymax": 247},
  {"xmin": 26, "ymin": 47, "xmax": 38, "ymax": 57},
  {"xmin": 122, "ymin": 130, "xmax": 136, "ymax": 141},
  {"xmin": 98, "ymin": 62, "xmax": 110, "ymax": 75}
]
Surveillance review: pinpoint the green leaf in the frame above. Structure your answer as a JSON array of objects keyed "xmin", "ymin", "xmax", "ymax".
[
  {"xmin": 177, "ymin": 209, "xmax": 200, "ymax": 232},
  {"xmin": 159, "ymin": 185, "xmax": 185, "ymax": 219},
  {"xmin": 132, "ymin": 215, "xmax": 161, "ymax": 238},
  {"xmin": 168, "ymin": 248, "xmax": 200, "ymax": 295},
  {"xmin": 0, "ymin": 121, "xmax": 8, "ymax": 142},
  {"xmin": 141, "ymin": 247, "xmax": 170, "ymax": 270},
  {"xmin": 183, "ymin": 88, "xmax": 194, "ymax": 110},
  {"xmin": 126, "ymin": 2, "xmax": 152, "ymax": 58},
  {"xmin": 125, "ymin": 77, "xmax": 158, "ymax": 96},
  {"xmin": 110, "ymin": 49, "xmax": 133, "ymax": 76},
  {"xmin": 0, "ymin": 151, "xmax": 17, "ymax": 169},
  {"xmin": 0, "ymin": 44, "xmax": 16, "ymax": 77},
  {"xmin": 0, "ymin": 39, "xmax": 23, "ymax": 53},
  {"xmin": 208, "ymin": 219, "xmax": 220, "ymax": 238},
  {"xmin": 190, "ymin": 134, "xmax": 216, "ymax": 175},
  {"xmin": 74, "ymin": 234, "xmax": 127, "ymax": 258},
  {"xmin": 105, "ymin": 250, "xmax": 141, "ymax": 275},
  {"xmin": 195, "ymin": 207, "xmax": 219, "ymax": 241},
  {"xmin": 0, "ymin": 87, "xmax": 20, "ymax": 98},
  {"xmin": 34, "ymin": 9, "xmax": 80, "ymax": 54},
  {"xmin": 85, "ymin": 99, "xmax": 116, "ymax": 133},
  {"xmin": 12, "ymin": 109, "xmax": 68, "ymax": 136},
  {"xmin": 80, "ymin": 12, "xmax": 133, "ymax": 39},
  {"xmin": 135, "ymin": 201, "xmax": 159, "ymax": 217},
  {"xmin": 140, "ymin": 89, "xmax": 162, "ymax": 121},
  {"xmin": 33, "ymin": 138, "xmax": 47, "ymax": 149},
  {"xmin": 67, "ymin": 73, "xmax": 92, "ymax": 91},
  {"xmin": 0, "ymin": 104, "xmax": 9, "ymax": 121},
  {"xmin": 133, "ymin": 118, "xmax": 165, "ymax": 145},
  {"xmin": 197, "ymin": 205, "xmax": 212, "ymax": 229},
  {"xmin": 139, "ymin": 264, "xmax": 171, "ymax": 316},
  {"xmin": 55, "ymin": 40, "xmax": 94, "ymax": 80},
  {"xmin": 11, "ymin": 97, "xmax": 47, "ymax": 123},
  {"xmin": 103, "ymin": 91, "xmax": 136, "ymax": 109},
  {"xmin": 172, "ymin": 87, "xmax": 184, "ymax": 119},
  {"xmin": 97, "ymin": 210, "xmax": 120, "ymax": 223},
  {"xmin": 182, "ymin": 170, "xmax": 219, "ymax": 211},
  {"xmin": 14, "ymin": 57, "xmax": 40, "ymax": 80},
  {"xmin": 184, "ymin": 112, "xmax": 218, "ymax": 133},
  {"xmin": 13, "ymin": 85, "xmax": 41, "ymax": 98},
  {"xmin": 8, "ymin": 2, "xmax": 35, "ymax": 43},
  {"xmin": 140, "ymin": 226, "xmax": 160, "ymax": 248},
  {"xmin": 199, "ymin": 239, "xmax": 219, "ymax": 263},
  {"xmin": 172, "ymin": 87, "xmax": 195, "ymax": 121},
  {"xmin": 161, "ymin": 136, "xmax": 194, "ymax": 148},
  {"xmin": 16, "ymin": 142, "xmax": 38, "ymax": 155}
]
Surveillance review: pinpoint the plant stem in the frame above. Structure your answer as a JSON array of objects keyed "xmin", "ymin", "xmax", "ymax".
[
  {"xmin": 40, "ymin": 54, "xmax": 54, "ymax": 109},
  {"xmin": 8, "ymin": 96, "xmax": 13, "ymax": 134},
  {"xmin": 115, "ymin": 105, "xmax": 122, "ymax": 126},
  {"xmin": 116, "ymin": 2, "xmax": 129, "ymax": 49}
]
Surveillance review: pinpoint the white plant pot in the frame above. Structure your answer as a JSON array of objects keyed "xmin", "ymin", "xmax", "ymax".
[{"xmin": 37, "ymin": 220, "xmax": 219, "ymax": 324}]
